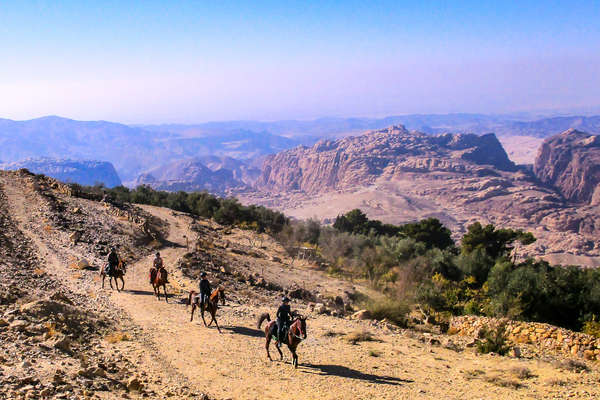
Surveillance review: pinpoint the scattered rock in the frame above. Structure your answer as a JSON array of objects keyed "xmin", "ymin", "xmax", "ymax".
[{"xmin": 352, "ymin": 310, "xmax": 372, "ymax": 320}]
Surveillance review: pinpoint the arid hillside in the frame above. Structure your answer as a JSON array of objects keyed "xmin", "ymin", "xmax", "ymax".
[
  {"xmin": 1, "ymin": 169, "xmax": 600, "ymax": 399},
  {"xmin": 243, "ymin": 126, "xmax": 600, "ymax": 266}
]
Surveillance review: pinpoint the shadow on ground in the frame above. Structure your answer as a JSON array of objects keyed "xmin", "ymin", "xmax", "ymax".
[
  {"xmin": 300, "ymin": 363, "xmax": 412, "ymax": 385},
  {"xmin": 223, "ymin": 326, "xmax": 265, "ymax": 338}
]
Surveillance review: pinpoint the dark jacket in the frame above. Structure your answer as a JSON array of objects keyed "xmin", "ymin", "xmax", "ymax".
[
  {"xmin": 199, "ymin": 279, "xmax": 211, "ymax": 296},
  {"xmin": 277, "ymin": 304, "xmax": 292, "ymax": 323},
  {"xmin": 108, "ymin": 251, "xmax": 119, "ymax": 267}
]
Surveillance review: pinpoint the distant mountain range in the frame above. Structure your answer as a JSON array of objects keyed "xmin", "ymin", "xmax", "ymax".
[{"xmin": 1, "ymin": 114, "xmax": 598, "ymax": 189}]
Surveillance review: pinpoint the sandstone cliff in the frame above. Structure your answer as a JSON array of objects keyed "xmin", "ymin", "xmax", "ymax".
[
  {"xmin": 258, "ymin": 125, "xmax": 515, "ymax": 194},
  {"xmin": 534, "ymin": 129, "xmax": 600, "ymax": 205}
]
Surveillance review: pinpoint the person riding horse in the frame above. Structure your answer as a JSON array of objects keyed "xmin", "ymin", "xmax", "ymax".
[
  {"xmin": 276, "ymin": 296, "xmax": 293, "ymax": 348},
  {"xmin": 150, "ymin": 252, "xmax": 166, "ymax": 284},
  {"xmin": 106, "ymin": 247, "xmax": 120, "ymax": 276},
  {"xmin": 198, "ymin": 272, "xmax": 211, "ymax": 311}
]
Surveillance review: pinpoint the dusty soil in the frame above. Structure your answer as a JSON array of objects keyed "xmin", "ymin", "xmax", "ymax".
[{"xmin": 1, "ymin": 170, "xmax": 600, "ymax": 399}]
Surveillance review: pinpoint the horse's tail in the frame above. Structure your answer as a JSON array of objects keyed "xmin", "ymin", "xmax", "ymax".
[{"xmin": 257, "ymin": 313, "xmax": 270, "ymax": 329}]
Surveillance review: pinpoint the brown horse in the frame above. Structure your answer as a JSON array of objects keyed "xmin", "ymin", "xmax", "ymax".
[
  {"xmin": 187, "ymin": 287, "xmax": 226, "ymax": 332},
  {"xmin": 151, "ymin": 267, "xmax": 169, "ymax": 302},
  {"xmin": 257, "ymin": 313, "xmax": 307, "ymax": 368},
  {"xmin": 100, "ymin": 261, "xmax": 125, "ymax": 291}
]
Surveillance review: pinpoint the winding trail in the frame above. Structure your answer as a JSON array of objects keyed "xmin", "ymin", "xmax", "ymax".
[{"xmin": 2, "ymin": 172, "xmax": 597, "ymax": 400}]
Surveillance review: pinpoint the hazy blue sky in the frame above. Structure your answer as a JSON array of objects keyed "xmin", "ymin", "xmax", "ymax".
[{"xmin": 1, "ymin": 1, "xmax": 599, "ymax": 123}]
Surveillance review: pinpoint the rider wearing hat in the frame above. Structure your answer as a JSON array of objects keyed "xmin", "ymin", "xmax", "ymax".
[
  {"xmin": 106, "ymin": 247, "xmax": 120, "ymax": 276},
  {"xmin": 199, "ymin": 272, "xmax": 212, "ymax": 310},
  {"xmin": 276, "ymin": 296, "xmax": 292, "ymax": 347}
]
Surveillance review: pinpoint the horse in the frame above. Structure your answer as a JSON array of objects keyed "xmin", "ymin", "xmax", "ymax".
[
  {"xmin": 257, "ymin": 313, "xmax": 307, "ymax": 368},
  {"xmin": 100, "ymin": 261, "xmax": 125, "ymax": 291},
  {"xmin": 151, "ymin": 267, "xmax": 169, "ymax": 302},
  {"xmin": 187, "ymin": 287, "xmax": 226, "ymax": 333}
]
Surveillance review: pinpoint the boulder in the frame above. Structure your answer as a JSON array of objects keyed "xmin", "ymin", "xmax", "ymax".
[
  {"xmin": 127, "ymin": 377, "xmax": 143, "ymax": 392},
  {"xmin": 314, "ymin": 303, "xmax": 328, "ymax": 314}
]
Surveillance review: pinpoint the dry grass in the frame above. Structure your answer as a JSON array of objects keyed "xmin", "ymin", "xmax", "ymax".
[
  {"xmin": 463, "ymin": 369, "xmax": 485, "ymax": 379},
  {"xmin": 511, "ymin": 367, "xmax": 536, "ymax": 380},
  {"xmin": 71, "ymin": 272, "xmax": 83, "ymax": 280},
  {"xmin": 368, "ymin": 349, "xmax": 382, "ymax": 357},
  {"xmin": 33, "ymin": 267, "xmax": 45, "ymax": 276},
  {"xmin": 545, "ymin": 377, "xmax": 570, "ymax": 387},
  {"xmin": 323, "ymin": 330, "xmax": 342, "ymax": 337},
  {"xmin": 45, "ymin": 322, "xmax": 58, "ymax": 338},
  {"xmin": 345, "ymin": 330, "xmax": 379, "ymax": 345},
  {"xmin": 483, "ymin": 375, "xmax": 525, "ymax": 389},
  {"xmin": 43, "ymin": 224, "xmax": 52, "ymax": 233},
  {"xmin": 105, "ymin": 331, "xmax": 131, "ymax": 344},
  {"xmin": 552, "ymin": 359, "xmax": 589, "ymax": 373}
]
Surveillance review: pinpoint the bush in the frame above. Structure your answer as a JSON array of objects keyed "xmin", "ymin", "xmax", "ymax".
[
  {"xmin": 364, "ymin": 298, "xmax": 409, "ymax": 326},
  {"xmin": 476, "ymin": 323, "xmax": 510, "ymax": 355}
]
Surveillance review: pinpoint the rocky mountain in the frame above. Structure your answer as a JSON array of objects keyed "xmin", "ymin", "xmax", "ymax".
[
  {"xmin": 0, "ymin": 158, "xmax": 121, "ymax": 187},
  {"xmin": 534, "ymin": 129, "xmax": 600, "ymax": 205},
  {"xmin": 244, "ymin": 125, "xmax": 600, "ymax": 265},
  {"xmin": 134, "ymin": 158, "xmax": 248, "ymax": 194},
  {"xmin": 258, "ymin": 126, "xmax": 516, "ymax": 194}
]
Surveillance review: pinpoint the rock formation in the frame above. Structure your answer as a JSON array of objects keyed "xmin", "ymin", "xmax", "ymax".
[
  {"xmin": 0, "ymin": 158, "xmax": 122, "ymax": 187},
  {"xmin": 135, "ymin": 158, "xmax": 247, "ymax": 194},
  {"xmin": 258, "ymin": 125, "xmax": 515, "ymax": 194},
  {"xmin": 534, "ymin": 129, "xmax": 600, "ymax": 205}
]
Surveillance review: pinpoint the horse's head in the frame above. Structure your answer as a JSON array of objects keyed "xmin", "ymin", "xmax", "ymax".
[
  {"xmin": 293, "ymin": 315, "xmax": 308, "ymax": 340},
  {"xmin": 218, "ymin": 287, "xmax": 226, "ymax": 306}
]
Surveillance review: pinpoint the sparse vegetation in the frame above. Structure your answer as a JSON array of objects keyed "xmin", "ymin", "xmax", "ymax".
[
  {"xmin": 345, "ymin": 330, "xmax": 378, "ymax": 345},
  {"xmin": 105, "ymin": 331, "xmax": 131, "ymax": 344},
  {"xmin": 363, "ymin": 298, "xmax": 409, "ymax": 327},
  {"xmin": 483, "ymin": 375, "xmax": 524, "ymax": 389},
  {"xmin": 552, "ymin": 359, "xmax": 588, "ymax": 373},
  {"xmin": 476, "ymin": 324, "xmax": 510, "ymax": 356},
  {"xmin": 511, "ymin": 367, "xmax": 535, "ymax": 380},
  {"xmin": 368, "ymin": 349, "xmax": 381, "ymax": 357}
]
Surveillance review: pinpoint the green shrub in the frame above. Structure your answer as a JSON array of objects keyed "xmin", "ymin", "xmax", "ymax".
[
  {"xmin": 583, "ymin": 319, "xmax": 600, "ymax": 338},
  {"xmin": 476, "ymin": 323, "xmax": 510, "ymax": 356},
  {"xmin": 364, "ymin": 298, "xmax": 409, "ymax": 326}
]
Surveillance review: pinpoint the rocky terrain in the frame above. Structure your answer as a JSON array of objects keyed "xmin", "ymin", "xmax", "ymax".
[
  {"xmin": 534, "ymin": 129, "xmax": 600, "ymax": 205},
  {"xmin": 243, "ymin": 126, "xmax": 600, "ymax": 265},
  {"xmin": 2, "ymin": 169, "xmax": 600, "ymax": 399},
  {"xmin": 0, "ymin": 158, "xmax": 122, "ymax": 187},
  {"xmin": 135, "ymin": 158, "xmax": 246, "ymax": 194},
  {"xmin": 133, "ymin": 156, "xmax": 260, "ymax": 193}
]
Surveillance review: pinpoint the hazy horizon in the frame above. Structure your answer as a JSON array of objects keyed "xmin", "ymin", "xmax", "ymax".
[{"xmin": 2, "ymin": 1, "xmax": 599, "ymax": 124}]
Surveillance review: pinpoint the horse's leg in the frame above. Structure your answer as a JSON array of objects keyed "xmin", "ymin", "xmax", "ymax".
[
  {"xmin": 190, "ymin": 303, "xmax": 196, "ymax": 322},
  {"xmin": 265, "ymin": 331, "xmax": 273, "ymax": 361},
  {"xmin": 101, "ymin": 274, "xmax": 105, "ymax": 289},
  {"xmin": 208, "ymin": 309, "xmax": 215, "ymax": 326},
  {"xmin": 212, "ymin": 313, "xmax": 222, "ymax": 333},
  {"xmin": 162, "ymin": 284, "xmax": 168, "ymax": 303},
  {"xmin": 201, "ymin": 307, "xmax": 208, "ymax": 327},
  {"xmin": 120, "ymin": 276, "xmax": 125, "ymax": 291},
  {"xmin": 114, "ymin": 277, "xmax": 120, "ymax": 292},
  {"xmin": 109, "ymin": 277, "xmax": 114, "ymax": 290}
]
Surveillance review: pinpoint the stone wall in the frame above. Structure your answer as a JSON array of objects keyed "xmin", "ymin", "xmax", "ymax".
[{"xmin": 450, "ymin": 315, "xmax": 600, "ymax": 360}]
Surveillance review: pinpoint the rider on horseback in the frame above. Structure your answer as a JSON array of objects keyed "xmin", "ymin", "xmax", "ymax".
[
  {"xmin": 199, "ymin": 272, "xmax": 211, "ymax": 310},
  {"xmin": 106, "ymin": 247, "xmax": 120, "ymax": 276},
  {"xmin": 276, "ymin": 296, "xmax": 292, "ymax": 348}
]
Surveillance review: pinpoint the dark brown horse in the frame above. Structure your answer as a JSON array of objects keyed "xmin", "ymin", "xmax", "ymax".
[
  {"xmin": 257, "ymin": 313, "xmax": 307, "ymax": 368},
  {"xmin": 187, "ymin": 287, "xmax": 226, "ymax": 332},
  {"xmin": 101, "ymin": 261, "xmax": 125, "ymax": 291},
  {"xmin": 151, "ymin": 267, "xmax": 169, "ymax": 302}
]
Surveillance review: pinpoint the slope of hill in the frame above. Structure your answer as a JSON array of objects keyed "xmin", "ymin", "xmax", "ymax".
[
  {"xmin": 1, "ymin": 169, "xmax": 599, "ymax": 399},
  {"xmin": 246, "ymin": 126, "xmax": 600, "ymax": 264},
  {"xmin": 0, "ymin": 158, "xmax": 122, "ymax": 187},
  {"xmin": 534, "ymin": 129, "xmax": 600, "ymax": 205}
]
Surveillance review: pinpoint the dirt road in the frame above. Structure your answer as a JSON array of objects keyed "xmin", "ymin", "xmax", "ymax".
[{"xmin": 2, "ymin": 173, "xmax": 599, "ymax": 400}]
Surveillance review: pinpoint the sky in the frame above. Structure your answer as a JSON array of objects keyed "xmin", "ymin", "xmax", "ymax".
[{"xmin": 1, "ymin": 1, "xmax": 599, "ymax": 123}]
